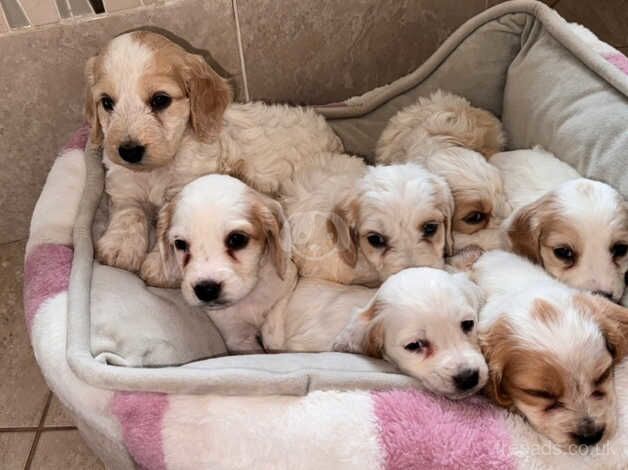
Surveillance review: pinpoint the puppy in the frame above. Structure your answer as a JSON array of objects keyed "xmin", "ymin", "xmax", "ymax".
[
  {"xmin": 262, "ymin": 267, "xmax": 488, "ymax": 400},
  {"xmin": 375, "ymin": 90, "xmax": 510, "ymax": 252},
  {"xmin": 492, "ymin": 148, "xmax": 628, "ymax": 302},
  {"xmin": 157, "ymin": 174, "xmax": 297, "ymax": 353},
  {"xmin": 281, "ymin": 155, "xmax": 454, "ymax": 286},
  {"xmin": 473, "ymin": 250, "xmax": 628, "ymax": 448},
  {"xmin": 85, "ymin": 31, "xmax": 342, "ymax": 277}
]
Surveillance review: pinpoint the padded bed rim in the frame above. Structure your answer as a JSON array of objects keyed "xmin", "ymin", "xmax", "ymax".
[
  {"xmin": 315, "ymin": 0, "xmax": 628, "ymax": 119},
  {"xmin": 66, "ymin": 0, "xmax": 627, "ymax": 396}
]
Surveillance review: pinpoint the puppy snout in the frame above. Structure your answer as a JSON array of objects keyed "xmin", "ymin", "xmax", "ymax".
[
  {"xmin": 593, "ymin": 290, "xmax": 614, "ymax": 301},
  {"xmin": 118, "ymin": 141, "xmax": 146, "ymax": 164},
  {"xmin": 193, "ymin": 280, "xmax": 222, "ymax": 303},
  {"xmin": 453, "ymin": 368, "xmax": 479, "ymax": 391},
  {"xmin": 571, "ymin": 419, "xmax": 605, "ymax": 446}
]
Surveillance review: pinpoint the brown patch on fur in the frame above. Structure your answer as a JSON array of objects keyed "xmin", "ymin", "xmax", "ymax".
[
  {"xmin": 84, "ymin": 55, "xmax": 104, "ymax": 145},
  {"xmin": 532, "ymin": 299, "xmax": 561, "ymax": 325},
  {"xmin": 573, "ymin": 293, "xmax": 628, "ymax": 362},
  {"xmin": 362, "ymin": 320, "xmax": 385, "ymax": 358},
  {"xmin": 327, "ymin": 198, "xmax": 360, "ymax": 267},
  {"xmin": 466, "ymin": 106, "xmax": 506, "ymax": 158},
  {"xmin": 249, "ymin": 192, "xmax": 288, "ymax": 279},
  {"xmin": 452, "ymin": 190, "xmax": 491, "ymax": 234},
  {"xmin": 480, "ymin": 316, "xmax": 516, "ymax": 407}
]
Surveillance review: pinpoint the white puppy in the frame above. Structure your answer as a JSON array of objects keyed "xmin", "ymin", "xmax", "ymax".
[
  {"xmin": 492, "ymin": 148, "xmax": 628, "ymax": 302},
  {"xmin": 262, "ymin": 267, "xmax": 488, "ymax": 399},
  {"xmin": 375, "ymin": 90, "xmax": 510, "ymax": 251},
  {"xmin": 85, "ymin": 31, "xmax": 342, "ymax": 279},
  {"xmin": 157, "ymin": 174, "xmax": 297, "ymax": 353},
  {"xmin": 281, "ymin": 154, "xmax": 454, "ymax": 286},
  {"xmin": 472, "ymin": 250, "xmax": 628, "ymax": 448}
]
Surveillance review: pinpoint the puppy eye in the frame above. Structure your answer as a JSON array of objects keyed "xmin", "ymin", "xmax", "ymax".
[
  {"xmin": 226, "ymin": 231, "xmax": 249, "ymax": 251},
  {"xmin": 404, "ymin": 340, "xmax": 427, "ymax": 352},
  {"xmin": 463, "ymin": 211, "xmax": 486, "ymax": 225},
  {"xmin": 422, "ymin": 222, "xmax": 439, "ymax": 237},
  {"xmin": 553, "ymin": 246, "xmax": 575, "ymax": 262},
  {"xmin": 460, "ymin": 320, "xmax": 474, "ymax": 333},
  {"xmin": 611, "ymin": 243, "xmax": 628, "ymax": 258},
  {"xmin": 100, "ymin": 95, "xmax": 115, "ymax": 112},
  {"xmin": 150, "ymin": 92, "xmax": 172, "ymax": 111},
  {"xmin": 544, "ymin": 401, "xmax": 563, "ymax": 412},
  {"xmin": 366, "ymin": 232, "xmax": 387, "ymax": 248},
  {"xmin": 174, "ymin": 239, "xmax": 188, "ymax": 251},
  {"xmin": 591, "ymin": 390, "xmax": 606, "ymax": 399}
]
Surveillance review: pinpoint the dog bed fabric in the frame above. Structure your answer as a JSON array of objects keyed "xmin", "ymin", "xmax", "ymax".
[{"xmin": 24, "ymin": 1, "xmax": 628, "ymax": 468}]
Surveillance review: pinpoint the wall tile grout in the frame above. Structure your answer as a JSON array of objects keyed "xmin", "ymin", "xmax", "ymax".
[{"xmin": 231, "ymin": 0, "xmax": 250, "ymax": 102}]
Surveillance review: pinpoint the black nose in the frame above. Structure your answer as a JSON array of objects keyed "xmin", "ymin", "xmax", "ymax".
[
  {"xmin": 118, "ymin": 142, "xmax": 145, "ymax": 163},
  {"xmin": 572, "ymin": 426, "xmax": 605, "ymax": 446},
  {"xmin": 453, "ymin": 368, "xmax": 479, "ymax": 391},
  {"xmin": 193, "ymin": 281, "xmax": 222, "ymax": 302},
  {"xmin": 593, "ymin": 290, "xmax": 614, "ymax": 300}
]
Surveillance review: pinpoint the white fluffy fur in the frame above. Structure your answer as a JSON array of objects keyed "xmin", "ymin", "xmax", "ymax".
[
  {"xmin": 263, "ymin": 268, "xmax": 488, "ymax": 400},
  {"xmin": 87, "ymin": 32, "xmax": 342, "ymax": 278},
  {"xmin": 473, "ymin": 250, "xmax": 627, "ymax": 448},
  {"xmin": 375, "ymin": 90, "xmax": 510, "ymax": 252},
  {"xmin": 281, "ymin": 155, "xmax": 454, "ymax": 286},
  {"xmin": 493, "ymin": 148, "xmax": 628, "ymax": 301}
]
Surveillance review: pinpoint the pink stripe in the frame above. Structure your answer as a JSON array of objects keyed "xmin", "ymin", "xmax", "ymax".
[
  {"xmin": 603, "ymin": 52, "xmax": 628, "ymax": 75},
  {"xmin": 23, "ymin": 244, "xmax": 73, "ymax": 333},
  {"xmin": 112, "ymin": 392, "xmax": 169, "ymax": 470},
  {"xmin": 373, "ymin": 390, "xmax": 514, "ymax": 470},
  {"xmin": 62, "ymin": 124, "xmax": 90, "ymax": 152}
]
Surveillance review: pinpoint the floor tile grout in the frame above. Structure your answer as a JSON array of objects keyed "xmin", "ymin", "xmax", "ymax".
[
  {"xmin": 24, "ymin": 391, "xmax": 52, "ymax": 470},
  {"xmin": 0, "ymin": 237, "xmax": 27, "ymax": 248},
  {"xmin": 0, "ymin": 426, "xmax": 77, "ymax": 433}
]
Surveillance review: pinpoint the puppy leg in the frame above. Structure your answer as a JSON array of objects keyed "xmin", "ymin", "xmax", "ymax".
[
  {"xmin": 140, "ymin": 248, "xmax": 179, "ymax": 288},
  {"xmin": 96, "ymin": 199, "xmax": 149, "ymax": 272}
]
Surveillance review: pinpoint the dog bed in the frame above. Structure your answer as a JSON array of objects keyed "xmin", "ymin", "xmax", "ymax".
[{"xmin": 24, "ymin": 1, "xmax": 628, "ymax": 468}]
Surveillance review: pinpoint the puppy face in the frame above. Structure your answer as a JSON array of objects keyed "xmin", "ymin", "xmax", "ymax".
[
  {"xmin": 85, "ymin": 31, "xmax": 231, "ymax": 170},
  {"xmin": 335, "ymin": 268, "xmax": 488, "ymax": 399},
  {"xmin": 507, "ymin": 179, "xmax": 628, "ymax": 301},
  {"xmin": 158, "ymin": 175, "xmax": 287, "ymax": 308},
  {"xmin": 328, "ymin": 164, "xmax": 454, "ymax": 282},
  {"xmin": 482, "ymin": 291, "xmax": 628, "ymax": 448},
  {"xmin": 423, "ymin": 148, "xmax": 511, "ymax": 252}
]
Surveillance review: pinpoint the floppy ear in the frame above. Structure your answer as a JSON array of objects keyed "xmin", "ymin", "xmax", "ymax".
[
  {"xmin": 156, "ymin": 199, "xmax": 181, "ymax": 282},
  {"xmin": 333, "ymin": 297, "xmax": 385, "ymax": 358},
  {"xmin": 251, "ymin": 193, "xmax": 290, "ymax": 279},
  {"xmin": 436, "ymin": 178, "xmax": 455, "ymax": 256},
  {"xmin": 327, "ymin": 197, "xmax": 360, "ymax": 267},
  {"xmin": 182, "ymin": 53, "xmax": 232, "ymax": 141},
  {"xmin": 84, "ymin": 56, "xmax": 103, "ymax": 145},
  {"xmin": 505, "ymin": 195, "xmax": 552, "ymax": 264},
  {"xmin": 479, "ymin": 317, "xmax": 514, "ymax": 407}
]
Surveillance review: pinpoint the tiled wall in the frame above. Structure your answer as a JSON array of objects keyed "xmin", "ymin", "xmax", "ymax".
[{"xmin": 0, "ymin": 0, "xmax": 626, "ymax": 244}]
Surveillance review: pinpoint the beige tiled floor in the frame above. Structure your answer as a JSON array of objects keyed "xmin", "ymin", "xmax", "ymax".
[{"xmin": 0, "ymin": 239, "xmax": 103, "ymax": 467}]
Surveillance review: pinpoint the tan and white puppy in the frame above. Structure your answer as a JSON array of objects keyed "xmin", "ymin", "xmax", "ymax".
[
  {"xmin": 85, "ymin": 31, "xmax": 342, "ymax": 277},
  {"xmin": 493, "ymin": 148, "xmax": 628, "ymax": 302},
  {"xmin": 375, "ymin": 90, "xmax": 510, "ymax": 252},
  {"xmin": 157, "ymin": 174, "xmax": 297, "ymax": 353},
  {"xmin": 281, "ymin": 155, "xmax": 454, "ymax": 286},
  {"xmin": 473, "ymin": 250, "xmax": 628, "ymax": 448},
  {"xmin": 262, "ymin": 267, "xmax": 488, "ymax": 399}
]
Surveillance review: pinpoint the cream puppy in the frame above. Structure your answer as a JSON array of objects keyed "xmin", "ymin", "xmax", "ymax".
[
  {"xmin": 492, "ymin": 148, "xmax": 628, "ymax": 302},
  {"xmin": 262, "ymin": 267, "xmax": 488, "ymax": 399},
  {"xmin": 281, "ymin": 155, "xmax": 454, "ymax": 286},
  {"xmin": 472, "ymin": 250, "xmax": 628, "ymax": 448},
  {"xmin": 375, "ymin": 90, "xmax": 510, "ymax": 251},
  {"xmin": 85, "ymin": 31, "xmax": 342, "ymax": 278},
  {"xmin": 157, "ymin": 174, "xmax": 297, "ymax": 353}
]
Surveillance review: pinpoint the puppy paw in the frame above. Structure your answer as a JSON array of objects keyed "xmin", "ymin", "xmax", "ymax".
[
  {"xmin": 95, "ymin": 231, "xmax": 147, "ymax": 272},
  {"xmin": 140, "ymin": 252, "xmax": 179, "ymax": 288}
]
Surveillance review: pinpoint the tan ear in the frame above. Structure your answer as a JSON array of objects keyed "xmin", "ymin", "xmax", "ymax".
[
  {"xmin": 251, "ymin": 193, "xmax": 289, "ymax": 279},
  {"xmin": 333, "ymin": 298, "xmax": 385, "ymax": 358},
  {"xmin": 506, "ymin": 195, "xmax": 552, "ymax": 264},
  {"xmin": 575, "ymin": 293, "xmax": 628, "ymax": 363},
  {"xmin": 84, "ymin": 56, "xmax": 103, "ymax": 145},
  {"xmin": 436, "ymin": 177, "xmax": 455, "ymax": 256},
  {"xmin": 327, "ymin": 198, "xmax": 360, "ymax": 267},
  {"xmin": 156, "ymin": 199, "xmax": 180, "ymax": 281},
  {"xmin": 182, "ymin": 53, "xmax": 232, "ymax": 141},
  {"xmin": 480, "ymin": 317, "xmax": 514, "ymax": 407}
]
